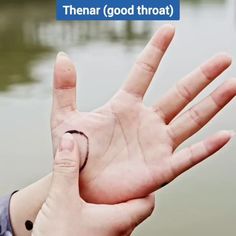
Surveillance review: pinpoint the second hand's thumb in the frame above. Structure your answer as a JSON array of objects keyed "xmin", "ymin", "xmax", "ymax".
[{"xmin": 51, "ymin": 133, "xmax": 80, "ymax": 195}]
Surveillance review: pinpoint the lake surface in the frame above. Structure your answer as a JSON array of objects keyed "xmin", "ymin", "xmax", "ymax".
[{"xmin": 0, "ymin": 0, "xmax": 236, "ymax": 235}]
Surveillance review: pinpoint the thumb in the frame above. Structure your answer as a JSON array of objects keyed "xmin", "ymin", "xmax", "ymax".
[
  {"xmin": 52, "ymin": 52, "xmax": 77, "ymax": 112},
  {"xmin": 50, "ymin": 133, "xmax": 80, "ymax": 196}
]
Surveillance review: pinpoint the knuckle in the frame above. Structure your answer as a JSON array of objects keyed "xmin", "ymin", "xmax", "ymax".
[
  {"xmin": 176, "ymin": 82, "xmax": 192, "ymax": 102},
  {"xmin": 135, "ymin": 60, "xmax": 156, "ymax": 74},
  {"xmin": 189, "ymin": 107, "xmax": 203, "ymax": 128},
  {"xmin": 54, "ymin": 158, "xmax": 78, "ymax": 173},
  {"xmin": 186, "ymin": 145, "xmax": 196, "ymax": 166},
  {"xmin": 200, "ymin": 66, "xmax": 213, "ymax": 82}
]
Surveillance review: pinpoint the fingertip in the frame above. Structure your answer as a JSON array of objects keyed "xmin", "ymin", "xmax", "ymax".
[
  {"xmin": 59, "ymin": 133, "xmax": 75, "ymax": 153},
  {"xmin": 228, "ymin": 130, "xmax": 236, "ymax": 138},
  {"xmin": 152, "ymin": 24, "xmax": 175, "ymax": 52},
  {"xmin": 159, "ymin": 23, "xmax": 176, "ymax": 34},
  {"xmin": 218, "ymin": 130, "xmax": 235, "ymax": 140},
  {"xmin": 54, "ymin": 52, "xmax": 77, "ymax": 89},
  {"xmin": 54, "ymin": 133, "xmax": 79, "ymax": 175},
  {"xmin": 55, "ymin": 133, "xmax": 76, "ymax": 164},
  {"xmin": 201, "ymin": 53, "xmax": 232, "ymax": 81},
  {"xmin": 52, "ymin": 133, "xmax": 79, "ymax": 196},
  {"xmin": 214, "ymin": 52, "xmax": 232, "ymax": 67},
  {"xmin": 57, "ymin": 51, "xmax": 69, "ymax": 59},
  {"xmin": 206, "ymin": 130, "xmax": 235, "ymax": 154}
]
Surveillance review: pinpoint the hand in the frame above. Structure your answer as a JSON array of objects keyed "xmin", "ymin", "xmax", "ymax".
[
  {"xmin": 51, "ymin": 24, "xmax": 235, "ymax": 204},
  {"xmin": 33, "ymin": 133, "xmax": 154, "ymax": 236}
]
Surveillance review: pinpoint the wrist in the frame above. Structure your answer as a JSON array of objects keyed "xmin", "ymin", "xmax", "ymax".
[{"xmin": 9, "ymin": 174, "xmax": 52, "ymax": 236}]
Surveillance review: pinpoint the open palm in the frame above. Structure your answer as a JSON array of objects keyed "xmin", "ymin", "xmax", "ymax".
[{"xmin": 51, "ymin": 25, "xmax": 235, "ymax": 204}]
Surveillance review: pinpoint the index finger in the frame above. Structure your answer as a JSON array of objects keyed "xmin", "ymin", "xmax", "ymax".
[{"xmin": 122, "ymin": 24, "xmax": 175, "ymax": 98}]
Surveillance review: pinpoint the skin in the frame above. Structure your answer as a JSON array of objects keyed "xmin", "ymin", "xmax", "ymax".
[
  {"xmin": 51, "ymin": 24, "xmax": 236, "ymax": 204},
  {"xmin": 32, "ymin": 133, "xmax": 155, "ymax": 236},
  {"xmin": 8, "ymin": 24, "xmax": 236, "ymax": 236}
]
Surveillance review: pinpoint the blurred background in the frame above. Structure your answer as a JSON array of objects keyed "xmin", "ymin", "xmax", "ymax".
[{"xmin": 0, "ymin": 0, "xmax": 236, "ymax": 235}]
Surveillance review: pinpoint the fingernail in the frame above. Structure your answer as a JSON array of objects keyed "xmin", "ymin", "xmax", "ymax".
[
  {"xmin": 59, "ymin": 133, "xmax": 74, "ymax": 152},
  {"xmin": 57, "ymin": 51, "xmax": 68, "ymax": 59},
  {"xmin": 228, "ymin": 130, "xmax": 236, "ymax": 138}
]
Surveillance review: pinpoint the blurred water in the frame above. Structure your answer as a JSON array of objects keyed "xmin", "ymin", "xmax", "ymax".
[{"xmin": 0, "ymin": 0, "xmax": 236, "ymax": 235}]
